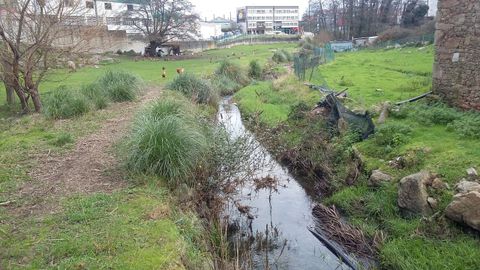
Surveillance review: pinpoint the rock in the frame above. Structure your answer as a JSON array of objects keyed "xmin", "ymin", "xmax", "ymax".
[
  {"xmin": 427, "ymin": 197, "xmax": 438, "ymax": 209},
  {"xmin": 67, "ymin": 61, "xmax": 76, "ymax": 72},
  {"xmin": 377, "ymin": 102, "xmax": 390, "ymax": 125},
  {"xmin": 445, "ymin": 191, "xmax": 480, "ymax": 231},
  {"xmin": 368, "ymin": 170, "xmax": 393, "ymax": 187},
  {"xmin": 455, "ymin": 180, "xmax": 480, "ymax": 194},
  {"xmin": 431, "ymin": 178, "xmax": 448, "ymax": 190},
  {"xmin": 467, "ymin": 167, "xmax": 478, "ymax": 179},
  {"xmin": 397, "ymin": 171, "xmax": 433, "ymax": 217}
]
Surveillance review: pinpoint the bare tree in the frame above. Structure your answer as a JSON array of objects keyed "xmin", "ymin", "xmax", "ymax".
[
  {"xmin": 127, "ymin": 0, "xmax": 199, "ymax": 57},
  {"xmin": 0, "ymin": 0, "xmax": 93, "ymax": 113}
]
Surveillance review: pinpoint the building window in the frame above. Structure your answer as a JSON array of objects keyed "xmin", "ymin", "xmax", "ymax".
[
  {"xmin": 127, "ymin": 4, "xmax": 133, "ymax": 11},
  {"xmin": 85, "ymin": 1, "xmax": 93, "ymax": 9},
  {"xmin": 104, "ymin": 2, "xmax": 112, "ymax": 10}
]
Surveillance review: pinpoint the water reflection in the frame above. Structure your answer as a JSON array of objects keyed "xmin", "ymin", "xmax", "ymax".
[{"xmin": 218, "ymin": 98, "xmax": 351, "ymax": 270}]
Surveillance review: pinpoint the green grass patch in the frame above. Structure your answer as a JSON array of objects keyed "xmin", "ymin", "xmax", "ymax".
[{"xmin": 0, "ymin": 188, "xmax": 208, "ymax": 269}]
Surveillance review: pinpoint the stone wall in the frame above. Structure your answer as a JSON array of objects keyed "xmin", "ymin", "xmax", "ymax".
[{"xmin": 433, "ymin": 0, "xmax": 480, "ymax": 111}]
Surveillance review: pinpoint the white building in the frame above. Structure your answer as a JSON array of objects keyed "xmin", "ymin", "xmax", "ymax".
[
  {"xmin": 236, "ymin": 6, "xmax": 299, "ymax": 35},
  {"xmin": 427, "ymin": 0, "xmax": 438, "ymax": 17},
  {"xmin": 81, "ymin": 0, "xmax": 143, "ymax": 34}
]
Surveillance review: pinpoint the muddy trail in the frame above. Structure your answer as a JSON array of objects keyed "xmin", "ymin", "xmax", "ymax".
[{"xmin": 11, "ymin": 87, "xmax": 161, "ymax": 218}]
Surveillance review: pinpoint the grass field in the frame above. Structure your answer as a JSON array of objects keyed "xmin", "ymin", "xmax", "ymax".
[
  {"xmin": 234, "ymin": 45, "xmax": 480, "ymax": 269},
  {"xmin": 0, "ymin": 43, "xmax": 296, "ymax": 269},
  {"xmin": 0, "ymin": 43, "xmax": 296, "ymax": 116}
]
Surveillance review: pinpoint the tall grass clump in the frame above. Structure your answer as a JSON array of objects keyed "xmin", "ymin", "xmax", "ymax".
[
  {"xmin": 215, "ymin": 60, "xmax": 250, "ymax": 86},
  {"xmin": 43, "ymin": 86, "xmax": 89, "ymax": 119},
  {"xmin": 126, "ymin": 97, "xmax": 208, "ymax": 184},
  {"xmin": 248, "ymin": 60, "xmax": 263, "ymax": 80},
  {"xmin": 80, "ymin": 83, "xmax": 109, "ymax": 109},
  {"xmin": 272, "ymin": 49, "xmax": 293, "ymax": 63},
  {"xmin": 98, "ymin": 70, "xmax": 139, "ymax": 102},
  {"xmin": 210, "ymin": 75, "xmax": 241, "ymax": 96},
  {"xmin": 168, "ymin": 73, "xmax": 219, "ymax": 105}
]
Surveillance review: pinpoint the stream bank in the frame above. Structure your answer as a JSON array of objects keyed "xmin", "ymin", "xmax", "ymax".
[{"xmin": 217, "ymin": 97, "xmax": 369, "ymax": 269}]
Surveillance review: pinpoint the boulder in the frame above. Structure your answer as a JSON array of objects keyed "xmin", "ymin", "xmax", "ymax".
[
  {"xmin": 445, "ymin": 191, "xmax": 480, "ymax": 232},
  {"xmin": 455, "ymin": 180, "xmax": 480, "ymax": 194},
  {"xmin": 397, "ymin": 171, "xmax": 433, "ymax": 217},
  {"xmin": 427, "ymin": 197, "xmax": 438, "ymax": 209},
  {"xmin": 368, "ymin": 170, "xmax": 393, "ymax": 187}
]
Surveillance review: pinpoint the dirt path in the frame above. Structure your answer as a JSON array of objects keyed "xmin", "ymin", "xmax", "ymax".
[{"xmin": 14, "ymin": 87, "xmax": 161, "ymax": 217}]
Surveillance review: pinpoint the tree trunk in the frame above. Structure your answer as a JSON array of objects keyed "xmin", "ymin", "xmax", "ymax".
[
  {"xmin": 5, "ymin": 83, "xmax": 15, "ymax": 105},
  {"xmin": 146, "ymin": 41, "xmax": 159, "ymax": 57},
  {"xmin": 30, "ymin": 88, "xmax": 42, "ymax": 113}
]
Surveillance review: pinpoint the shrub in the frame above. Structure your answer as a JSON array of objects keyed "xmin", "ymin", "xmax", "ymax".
[
  {"xmin": 248, "ymin": 60, "xmax": 263, "ymax": 80},
  {"xmin": 80, "ymin": 83, "xmax": 109, "ymax": 109},
  {"xmin": 288, "ymin": 101, "xmax": 310, "ymax": 121},
  {"xmin": 126, "ymin": 99, "xmax": 207, "ymax": 184},
  {"xmin": 43, "ymin": 86, "xmax": 90, "ymax": 119},
  {"xmin": 215, "ymin": 60, "xmax": 250, "ymax": 86},
  {"xmin": 272, "ymin": 50, "xmax": 287, "ymax": 63},
  {"xmin": 374, "ymin": 122, "xmax": 412, "ymax": 147},
  {"xmin": 273, "ymin": 49, "xmax": 293, "ymax": 63},
  {"xmin": 448, "ymin": 113, "xmax": 480, "ymax": 139},
  {"xmin": 98, "ymin": 70, "xmax": 139, "ymax": 102},
  {"xmin": 411, "ymin": 103, "xmax": 461, "ymax": 125},
  {"xmin": 210, "ymin": 75, "xmax": 241, "ymax": 96},
  {"xmin": 168, "ymin": 73, "xmax": 219, "ymax": 105}
]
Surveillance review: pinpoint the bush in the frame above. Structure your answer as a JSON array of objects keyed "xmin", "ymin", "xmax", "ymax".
[
  {"xmin": 411, "ymin": 103, "xmax": 461, "ymax": 126},
  {"xmin": 98, "ymin": 70, "xmax": 139, "ymax": 102},
  {"xmin": 43, "ymin": 86, "xmax": 90, "ymax": 119},
  {"xmin": 288, "ymin": 101, "xmax": 310, "ymax": 121},
  {"xmin": 248, "ymin": 60, "xmax": 263, "ymax": 80},
  {"xmin": 80, "ymin": 83, "xmax": 109, "ymax": 109},
  {"xmin": 215, "ymin": 60, "xmax": 250, "ymax": 86},
  {"xmin": 210, "ymin": 75, "xmax": 241, "ymax": 96},
  {"xmin": 272, "ymin": 51, "xmax": 287, "ymax": 63},
  {"xmin": 168, "ymin": 73, "xmax": 219, "ymax": 105},
  {"xmin": 448, "ymin": 113, "xmax": 480, "ymax": 139},
  {"xmin": 126, "ymin": 99, "xmax": 207, "ymax": 183},
  {"xmin": 374, "ymin": 122, "xmax": 412, "ymax": 147},
  {"xmin": 273, "ymin": 49, "xmax": 293, "ymax": 63}
]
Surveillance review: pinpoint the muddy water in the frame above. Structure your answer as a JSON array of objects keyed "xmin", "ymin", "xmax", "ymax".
[{"xmin": 218, "ymin": 98, "xmax": 350, "ymax": 270}]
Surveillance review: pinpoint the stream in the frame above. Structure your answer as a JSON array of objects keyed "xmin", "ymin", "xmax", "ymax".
[{"xmin": 217, "ymin": 98, "xmax": 352, "ymax": 270}]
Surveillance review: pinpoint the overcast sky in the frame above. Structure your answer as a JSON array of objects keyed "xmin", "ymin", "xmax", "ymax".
[{"xmin": 190, "ymin": 0, "xmax": 309, "ymax": 21}]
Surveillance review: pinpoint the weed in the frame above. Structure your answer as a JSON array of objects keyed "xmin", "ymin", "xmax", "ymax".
[
  {"xmin": 410, "ymin": 103, "xmax": 461, "ymax": 126},
  {"xmin": 80, "ymin": 83, "xmax": 109, "ymax": 109},
  {"xmin": 126, "ymin": 98, "xmax": 208, "ymax": 184},
  {"xmin": 50, "ymin": 132, "xmax": 74, "ymax": 147},
  {"xmin": 448, "ymin": 113, "xmax": 480, "ymax": 139},
  {"xmin": 374, "ymin": 122, "xmax": 412, "ymax": 147},
  {"xmin": 248, "ymin": 60, "xmax": 263, "ymax": 80},
  {"xmin": 272, "ymin": 50, "xmax": 292, "ymax": 63},
  {"xmin": 98, "ymin": 70, "xmax": 139, "ymax": 102},
  {"xmin": 288, "ymin": 101, "xmax": 311, "ymax": 121},
  {"xmin": 215, "ymin": 60, "xmax": 250, "ymax": 86},
  {"xmin": 168, "ymin": 73, "xmax": 219, "ymax": 105},
  {"xmin": 43, "ymin": 86, "xmax": 90, "ymax": 119},
  {"xmin": 210, "ymin": 75, "xmax": 241, "ymax": 96}
]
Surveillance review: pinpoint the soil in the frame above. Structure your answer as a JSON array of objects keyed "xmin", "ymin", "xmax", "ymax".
[{"xmin": 11, "ymin": 86, "xmax": 161, "ymax": 217}]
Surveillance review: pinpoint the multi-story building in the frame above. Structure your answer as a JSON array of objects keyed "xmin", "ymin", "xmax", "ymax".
[{"xmin": 237, "ymin": 6, "xmax": 299, "ymax": 34}]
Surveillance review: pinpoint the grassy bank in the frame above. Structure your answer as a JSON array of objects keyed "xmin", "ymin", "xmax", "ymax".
[
  {"xmin": 234, "ymin": 46, "xmax": 480, "ymax": 269},
  {"xmin": 0, "ymin": 44, "xmax": 295, "ymax": 269}
]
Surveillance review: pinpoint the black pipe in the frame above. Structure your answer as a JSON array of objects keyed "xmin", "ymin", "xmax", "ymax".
[{"xmin": 307, "ymin": 226, "xmax": 357, "ymax": 270}]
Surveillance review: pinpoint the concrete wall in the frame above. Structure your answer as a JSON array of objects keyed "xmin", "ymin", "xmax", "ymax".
[{"xmin": 433, "ymin": 0, "xmax": 480, "ymax": 111}]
